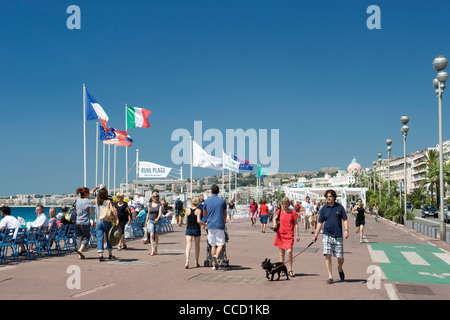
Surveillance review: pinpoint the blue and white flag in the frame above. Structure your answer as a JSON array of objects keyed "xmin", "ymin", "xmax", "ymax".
[
  {"xmin": 232, "ymin": 154, "xmax": 253, "ymax": 171},
  {"xmin": 86, "ymin": 89, "xmax": 109, "ymax": 129}
]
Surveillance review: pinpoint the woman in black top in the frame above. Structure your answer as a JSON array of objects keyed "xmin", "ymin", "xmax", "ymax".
[
  {"xmin": 185, "ymin": 197, "xmax": 207, "ymax": 269},
  {"xmin": 115, "ymin": 193, "xmax": 131, "ymax": 250},
  {"xmin": 352, "ymin": 199, "xmax": 366, "ymax": 244}
]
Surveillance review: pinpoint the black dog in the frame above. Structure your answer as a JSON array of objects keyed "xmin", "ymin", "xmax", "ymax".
[{"xmin": 261, "ymin": 258, "xmax": 289, "ymax": 281}]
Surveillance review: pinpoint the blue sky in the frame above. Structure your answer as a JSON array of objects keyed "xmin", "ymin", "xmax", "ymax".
[{"xmin": 0, "ymin": 0, "xmax": 449, "ymax": 196}]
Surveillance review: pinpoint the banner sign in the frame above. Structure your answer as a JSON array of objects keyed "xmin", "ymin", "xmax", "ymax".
[{"xmin": 138, "ymin": 161, "xmax": 172, "ymax": 178}]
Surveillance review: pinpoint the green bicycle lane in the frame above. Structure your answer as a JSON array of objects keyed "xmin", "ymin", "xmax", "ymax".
[{"xmin": 370, "ymin": 242, "xmax": 450, "ymax": 285}]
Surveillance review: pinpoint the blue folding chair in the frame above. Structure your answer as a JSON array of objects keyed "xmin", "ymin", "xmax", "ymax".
[
  {"xmin": 12, "ymin": 227, "xmax": 28, "ymax": 261},
  {"xmin": 25, "ymin": 227, "xmax": 39, "ymax": 258},
  {"xmin": 45, "ymin": 226, "xmax": 58, "ymax": 256},
  {"xmin": 54, "ymin": 224, "xmax": 68, "ymax": 254},
  {"xmin": 63, "ymin": 224, "xmax": 76, "ymax": 252},
  {"xmin": 90, "ymin": 225, "xmax": 97, "ymax": 248},
  {"xmin": 0, "ymin": 228, "xmax": 16, "ymax": 263},
  {"xmin": 36, "ymin": 226, "xmax": 49, "ymax": 257}
]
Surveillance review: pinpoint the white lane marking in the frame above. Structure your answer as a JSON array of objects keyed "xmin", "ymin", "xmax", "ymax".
[
  {"xmin": 367, "ymin": 244, "xmax": 390, "ymax": 263},
  {"xmin": 401, "ymin": 251, "xmax": 430, "ymax": 266}
]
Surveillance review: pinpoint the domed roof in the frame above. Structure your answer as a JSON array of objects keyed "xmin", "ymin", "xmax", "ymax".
[{"xmin": 347, "ymin": 157, "xmax": 362, "ymax": 174}]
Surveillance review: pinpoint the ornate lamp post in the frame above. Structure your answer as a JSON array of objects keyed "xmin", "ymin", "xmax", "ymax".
[
  {"xmin": 386, "ymin": 138, "xmax": 392, "ymax": 195},
  {"xmin": 432, "ymin": 55, "xmax": 448, "ymax": 242},
  {"xmin": 377, "ymin": 152, "xmax": 382, "ymax": 203},
  {"xmin": 401, "ymin": 115, "xmax": 409, "ymax": 225}
]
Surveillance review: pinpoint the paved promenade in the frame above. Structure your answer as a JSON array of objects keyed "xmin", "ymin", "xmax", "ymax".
[{"xmin": 0, "ymin": 212, "xmax": 449, "ymax": 303}]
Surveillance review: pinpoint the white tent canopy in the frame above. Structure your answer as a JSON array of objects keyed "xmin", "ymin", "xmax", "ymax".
[{"xmin": 284, "ymin": 187, "xmax": 367, "ymax": 209}]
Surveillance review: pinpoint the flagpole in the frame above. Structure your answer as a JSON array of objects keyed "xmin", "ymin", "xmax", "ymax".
[
  {"xmin": 102, "ymin": 143, "xmax": 105, "ymax": 184},
  {"xmin": 83, "ymin": 84, "xmax": 87, "ymax": 187},
  {"xmin": 108, "ymin": 144, "xmax": 111, "ymax": 191},
  {"xmin": 125, "ymin": 104, "xmax": 128, "ymax": 196},
  {"xmin": 95, "ymin": 122, "xmax": 99, "ymax": 187},
  {"xmin": 114, "ymin": 144, "xmax": 117, "ymax": 196},
  {"xmin": 190, "ymin": 136, "xmax": 193, "ymax": 201},
  {"xmin": 229, "ymin": 152, "xmax": 232, "ymax": 201}
]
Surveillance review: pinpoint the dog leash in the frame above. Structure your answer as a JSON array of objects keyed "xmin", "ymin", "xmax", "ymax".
[{"xmin": 274, "ymin": 241, "xmax": 314, "ymax": 270}]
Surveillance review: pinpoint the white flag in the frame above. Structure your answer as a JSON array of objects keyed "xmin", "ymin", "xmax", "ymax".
[
  {"xmin": 192, "ymin": 140, "xmax": 222, "ymax": 171},
  {"xmin": 223, "ymin": 152, "xmax": 239, "ymax": 172}
]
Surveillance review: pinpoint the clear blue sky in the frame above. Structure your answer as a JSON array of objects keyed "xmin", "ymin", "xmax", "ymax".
[{"xmin": 0, "ymin": 0, "xmax": 449, "ymax": 196}]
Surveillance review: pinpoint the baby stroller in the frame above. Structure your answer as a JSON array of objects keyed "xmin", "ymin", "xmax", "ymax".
[{"xmin": 204, "ymin": 227, "xmax": 230, "ymax": 267}]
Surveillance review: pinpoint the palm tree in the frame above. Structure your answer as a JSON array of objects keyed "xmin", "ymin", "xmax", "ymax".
[
  {"xmin": 421, "ymin": 159, "xmax": 450, "ymax": 207},
  {"xmin": 419, "ymin": 149, "xmax": 439, "ymax": 205}
]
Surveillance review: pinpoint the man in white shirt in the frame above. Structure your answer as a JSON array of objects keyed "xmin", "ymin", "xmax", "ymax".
[
  {"xmin": 302, "ymin": 196, "xmax": 316, "ymax": 234},
  {"xmin": 134, "ymin": 192, "xmax": 145, "ymax": 206},
  {"xmin": 0, "ymin": 206, "xmax": 21, "ymax": 238},
  {"xmin": 31, "ymin": 205, "xmax": 49, "ymax": 229}
]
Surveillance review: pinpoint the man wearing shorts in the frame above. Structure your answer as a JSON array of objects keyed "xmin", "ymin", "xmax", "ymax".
[
  {"xmin": 203, "ymin": 184, "xmax": 227, "ymax": 270},
  {"xmin": 303, "ymin": 196, "xmax": 315, "ymax": 233},
  {"xmin": 312, "ymin": 189, "xmax": 349, "ymax": 284}
]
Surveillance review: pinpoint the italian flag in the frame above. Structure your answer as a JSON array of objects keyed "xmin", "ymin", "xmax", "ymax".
[{"xmin": 126, "ymin": 106, "xmax": 151, "ymax": 128}]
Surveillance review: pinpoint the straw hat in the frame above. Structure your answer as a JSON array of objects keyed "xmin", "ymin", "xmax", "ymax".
[{"xmin": 108, "ymin": 225, "xmax": 123, "ymax": 246}]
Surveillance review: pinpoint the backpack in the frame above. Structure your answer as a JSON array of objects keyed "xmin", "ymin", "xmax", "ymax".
[
  {"xmin": 176, "ymin": 200, "xmax": 183, "ymax": 210},
  {"xmin": 64, "ymin": 200, "xmax": 77, "ymax": 224}
]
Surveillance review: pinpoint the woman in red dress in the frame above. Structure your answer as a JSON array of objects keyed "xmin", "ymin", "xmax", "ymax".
[{"xmin": 273, "ymin": 197, "xmax": 300, "ymax": 277}]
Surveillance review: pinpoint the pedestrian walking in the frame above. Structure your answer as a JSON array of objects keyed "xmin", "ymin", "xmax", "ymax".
[
  {"xmin": 259, "ymin": 200, "xmax": 269, "ymax": 233},
  {"xmin": 312, "ymin": 189, "xmax": 349, "ymax": 284},
  {"xmin": 249, "ymin": 199, "xmax": 258, "ymax": 227},
  {"xmin": 174, "ymin": 196, "xmax": 184, "ymax": 226},
  {"xmin": 352, "ymin": 199, "xmax": 366, "ymax": 244},
  {"xmin": 203, "ymin": 184, "xmax": 227, "ymax": 270},
  {"xmin": 227, "ymin": 199, "xmax": 236, "ymax": 223},
  {"xmin": 145, "ymin": 191, "xmax": 163, "ymax": 256},
  {"xmin": 74, "ymin": 187, "xmax": 96, "ymax": 260},
  {"xmin": 273, "ymin": 197, "xmax": 300, "ymax": 277},
  {"xmin": 185, "ymin": 198, "xmax": 207, "ymax": 269},
  {"xmin": 95, "ymin": 187, "xmax": 118, "ymax": 262},
  {"xmin": 303, "ymin": 196, "xmax": 316, "ymax": 233},
  {"xmin": 115, "ymin": 193, "xmax": 131, "ymax": 250}
]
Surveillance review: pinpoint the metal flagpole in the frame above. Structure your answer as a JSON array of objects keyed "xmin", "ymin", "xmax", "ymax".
[
  {"xmin": 102, "ymin": 143, "xmax": 105, "ymax": 184},
  {"xmin": 83, "ymin": 84, "xmax": 87, "ymax": 187},
  {"xmin": 108, "ymin": 144, "xmax": 111, "ymax": 191},
  {"xmin": 136, "ymin": 148, "xmax": 140, "ymax": 183},
  {"xmin": 229, "ymin": 152, "xmax": 232, "ymax": 201},
  {"xmin": 96, "ymin": 122, "xmax": 99, "ymax": 187},
  {"xmin": 190, "ymin": 136, "xmax": 193, "ymax": 201},
  {"xmin": 125, "ymin": 104, "xmax": 128, "ymax": 196},
  {"xmin": 114, "ymin": 144, "xmax": 117, "ymax": 196}
]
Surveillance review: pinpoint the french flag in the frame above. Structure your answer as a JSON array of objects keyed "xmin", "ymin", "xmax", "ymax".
[{"xmin": 86, "ymin": 89, "xmax": 109, "ymax": 129}]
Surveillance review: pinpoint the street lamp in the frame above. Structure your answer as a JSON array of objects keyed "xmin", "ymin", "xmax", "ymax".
[
  {"xmin": 432, "ymin": 54, "xmax": 448, "ymax": 242},
  {"xmin": 373, "ymin": 161, "xmax": 377, "ymax": 193},
  {"xmin": 386, "ymin": 138, "xmax": 392, "ymax": 195},
  {"xmin": 377, "ymin": 152, "xmax": 382, "ymax": 203},
  {"xmin": 401, "ymin": 115, "xmax": 409, "ymax": 225}
]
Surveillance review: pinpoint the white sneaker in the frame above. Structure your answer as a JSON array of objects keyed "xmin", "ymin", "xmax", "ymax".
[{"xmin": 212, "ymin": 255, "xmax": 219, "ymax": 270}]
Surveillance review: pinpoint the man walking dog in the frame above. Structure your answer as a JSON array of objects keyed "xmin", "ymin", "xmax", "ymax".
[{"xmin": 312, "ymin": 189, "xmax": 349, "ymax": 284}]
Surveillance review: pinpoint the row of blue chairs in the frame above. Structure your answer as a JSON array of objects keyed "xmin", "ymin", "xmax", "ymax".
[
  {"xmin": 128, "ymin": 215, "xmax": 174, "ymax": 239},
  {"xmin": 0, "ymin": 216, "xmax": 175, "ymax": 263},
  {"xmin": 0, "ymin": 224, "xmax": 77, "ymax": 263}
]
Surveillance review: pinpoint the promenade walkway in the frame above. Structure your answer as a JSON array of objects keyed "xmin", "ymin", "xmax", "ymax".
[{"xmin": 0, "ymin": 212, "xmax": 449, "ymax": 302}]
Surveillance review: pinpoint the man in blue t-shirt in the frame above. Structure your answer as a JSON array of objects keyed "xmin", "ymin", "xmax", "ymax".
[
  {"xmin": 203, "ymin": 184, "xmax": 227, "ymax": 270},
  {"xmin": 312, "ymin": 189, "xmax": 349, "ymax": 284}
]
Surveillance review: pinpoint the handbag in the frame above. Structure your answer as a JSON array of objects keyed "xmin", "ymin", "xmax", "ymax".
[
  {"xmin": 65, "ymin": 200, "xmax": 77, "ymax": 224},
  {"xmin": 271, "ymin": 209, "xmax": 281, "ymax": 232},
  {"xmin": 142, "ymin": 226, "xmax": 149, "ymax": 244},
  {"xmin": 99, "ymin": 202, "xmax": 115, "ymax": 222}
]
